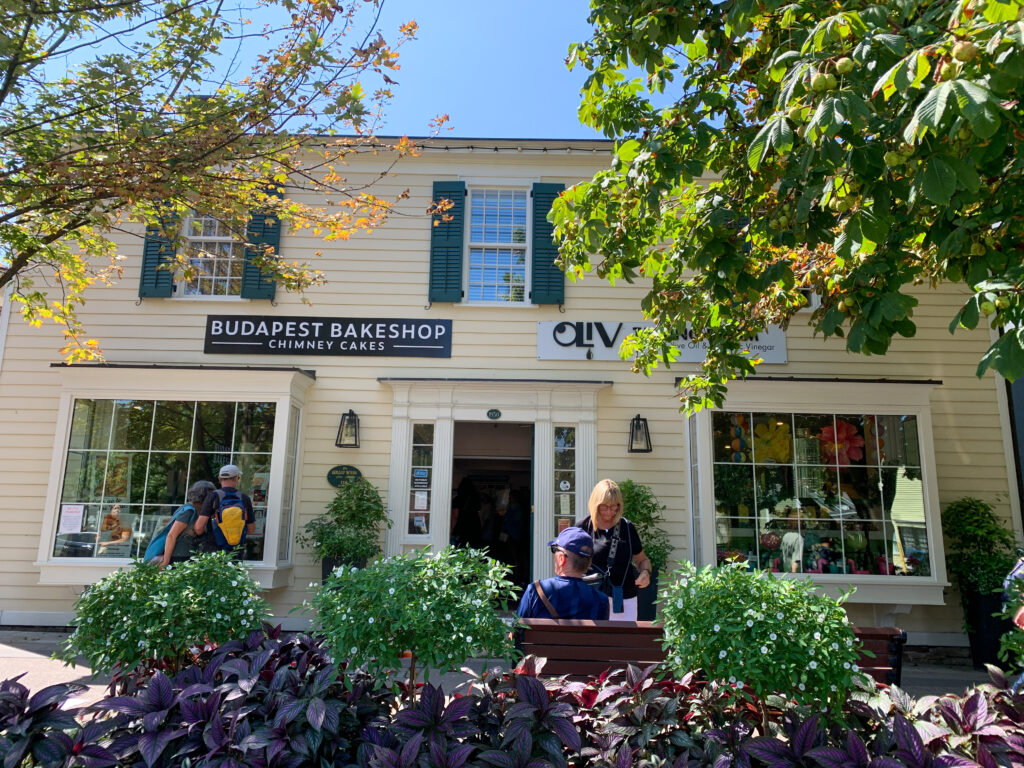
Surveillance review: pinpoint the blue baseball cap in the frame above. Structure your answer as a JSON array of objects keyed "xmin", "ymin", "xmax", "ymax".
[{"xmin": 547, "ymin": 527, "xmax": 595, "ymax": 558}]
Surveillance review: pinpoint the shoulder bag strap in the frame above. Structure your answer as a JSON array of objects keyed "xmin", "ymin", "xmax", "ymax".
[
  {"xmin": 607, "ymin": 521, "xmax": 625, "ymax": 586},
  {"xmin": 534, "ymin": 581, "xmax": 560, "ymax": 619}
]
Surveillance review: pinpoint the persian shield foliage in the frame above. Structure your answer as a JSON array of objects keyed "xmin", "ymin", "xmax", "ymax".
[
  {"xmin": 553, "ymin": 0, "xmax": 1024, "ymax": 411},
  {"xmin": 0, "ymin": 0, "xmax": 422, "ymax": 357},
  {"xmin": 659, "ymin": 561, "xmax": 862, "ymax": 709}
]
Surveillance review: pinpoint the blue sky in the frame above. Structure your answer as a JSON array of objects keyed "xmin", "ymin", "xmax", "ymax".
[{"xmin": 372, "ymin": 0, "xmax": 601, "ymax": 139}]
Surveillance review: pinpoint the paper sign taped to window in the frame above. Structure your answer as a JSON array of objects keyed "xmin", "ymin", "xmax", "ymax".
[
  {"xmin": 58, "ymin": 505, "xmax": 85, "ymax": 534},
  {"xmin": 414, "ymin": 491, "xmax": 429, "ymax": 511}
]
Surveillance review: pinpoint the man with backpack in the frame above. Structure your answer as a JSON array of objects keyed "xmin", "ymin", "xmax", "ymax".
[{"xmin": 195, "ymin": 464, "xmax": 255, "ymax": 558}]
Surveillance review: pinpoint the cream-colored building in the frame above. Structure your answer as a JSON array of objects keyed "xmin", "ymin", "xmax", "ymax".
[{"xmin": 1, "ymin": 137, "xmax": 1021, "ymax": 649}]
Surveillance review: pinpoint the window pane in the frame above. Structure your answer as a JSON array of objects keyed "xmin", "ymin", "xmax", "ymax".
[
  {"xmin": 94, "ymin": 503, "xmax": 139, "ymax": 558},
  {"xmin": 793, "ymin": 414, "xmax": 835, "ymax": 464},
  {"xmin": 68, "ymin": 400, "xmax": 113, "ymax": 450},
  {"xmin": 110, "ymin": 401, "xmax": 154, "ymax": 451},
  {"xmin": 151, "ymin": 401, "xmax": 195, "ymax": 451},
  {"xmin": 144, "ymin": 452, "xmax": 190, "ymax": 506},
  {"xmin": 412, "ymin": 446, "xmax": 433, "ymax": 466},
  {"xmin": 754, "ymin": 465, "xmax": 795, "ymax": 523},
  {"xmin": 828, "ymin": 415, "xmax": 870, "ymax": 466},
  {"xmin": 189, "ymin": 453, "xmax": 226, "ymax": 487},
  {"xmin": 103, "ymin": 453, "xmax": 147, "ymax": 504},
  {"xmin": 752, "ymin": 413, "xmax": 793, "ymax": 464},
  {"xmin": 413, "ymin": 423, "xmax": 434, "ymax": 443},
  {"xmin": 717, "ymin": 517, "xmax": 755, "ymax": 565},
  {"xmin": 554, "ymin": 448, "xmax": 575, "ymax": 470},
  {"xmin": 713, "ymin": 412, "xmax": 751, "ymax": 463},
  {"xmin": 193, "ymin": 402, "xmax": 235, "ymax": 454},
  {"xmin": 714, "ymin": 464, "xmax": 754, "ymax": 516},
  {"xmin": 554, "ymin": 427, "xmax": 575, "ymax": 449},
  {"xmin": 235, "ymin": 402, "xmax": 276, "ymax": 453},
  {"xmin": 61, "ymin": 452, "xmax": 106, "ymax": 502},
  {"xmin": 877, "ymin": 415, "xmax": 921, "ymax": 466}
]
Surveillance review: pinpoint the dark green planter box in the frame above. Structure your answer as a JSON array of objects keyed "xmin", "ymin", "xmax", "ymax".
[{"xmin": 964, "ymin": 590, "xmax": 1013, "ymax": 669}]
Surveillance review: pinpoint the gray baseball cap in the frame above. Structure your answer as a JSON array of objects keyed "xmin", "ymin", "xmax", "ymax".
[{"xmin": 218, "ymin": 464, "xmax": 242, "ymax": 479}]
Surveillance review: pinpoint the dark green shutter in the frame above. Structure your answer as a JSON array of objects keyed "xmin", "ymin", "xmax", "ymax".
[
  {"xmin": 241, "ymin": 188, "xmax": 282, "ymax": 300},
  {"xmin": 138, "ymin": 214, "xmax": 178, "ymax": 298},
  {"xmin": 530, "ymin": 182, "xmax": 565, "ymax": 305},
  {"xmin": 429, "ymin": 180, "xmax": 466, "ymax": 303}
]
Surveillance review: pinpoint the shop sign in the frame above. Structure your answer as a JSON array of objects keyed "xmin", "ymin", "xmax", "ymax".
[
  {"xmin": 206, "ymin": 315, "xmax": 452, "ymax": 357},
  {"xmin": 486, "ymin": 409, "xmax": 501, "ymax": 420},
  {"xmin": 327, "ymin": 465, "xmax": 362, "ymax": 487},
  {"xmin": 537, "ymin": 321, "xmax": 787, "ymax": 364}
]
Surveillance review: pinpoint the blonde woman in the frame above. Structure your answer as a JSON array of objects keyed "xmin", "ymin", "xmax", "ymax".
[{"xmin": 576, "ymin": 479, "xmax": 652, "ymax": 620}]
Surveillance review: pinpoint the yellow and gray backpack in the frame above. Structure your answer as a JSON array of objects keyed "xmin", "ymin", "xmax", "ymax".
[{"xmin": 212, "ymin": 488, "xmax": 247, "ymax": 550}]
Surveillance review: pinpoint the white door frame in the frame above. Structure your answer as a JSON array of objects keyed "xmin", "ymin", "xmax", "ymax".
[{"xmin": 379, "ymin": 378, "xmax": 610, "ymax": 579}]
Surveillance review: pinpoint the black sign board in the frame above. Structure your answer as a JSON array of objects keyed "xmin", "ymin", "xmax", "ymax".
[
  {"xmin": 205, "ymin": 315, "xmax": 452, "ymax": 357},
  {"xmin": 327, "ymin": 465, "xmax": 362, "ymax": 487}
]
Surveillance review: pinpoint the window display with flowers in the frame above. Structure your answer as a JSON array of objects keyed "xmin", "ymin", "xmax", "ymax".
[{"xmin": 711, "ymin": 411, "xmax": 928, "ymax": 578}]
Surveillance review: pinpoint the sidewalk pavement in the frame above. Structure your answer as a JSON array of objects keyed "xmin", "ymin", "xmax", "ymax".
[{"xmin": 0, "ymin": 629, "xmax": 996, "ymax": 707}]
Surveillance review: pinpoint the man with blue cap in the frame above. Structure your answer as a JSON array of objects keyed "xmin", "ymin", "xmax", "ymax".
[{"xmin": 516, "ymin": 527, "xmax": 609, "ymax": 620}]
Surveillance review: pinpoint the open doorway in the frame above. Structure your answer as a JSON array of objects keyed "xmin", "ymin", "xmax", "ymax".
[{"xmin": 451, "ymin": 421, "xmax": 533, "ymax": 588}]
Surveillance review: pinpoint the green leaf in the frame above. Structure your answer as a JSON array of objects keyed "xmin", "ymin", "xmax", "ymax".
[
  {"xmin": 977, "ymin": 327, "xmax": 1024, "ymax": 381},
  {"xmin": 983, "ymin": 0, "xmax": 1021, "ymax": 22},
  {"xmin": 914, "ymin": 81, "xmax": 952, "ymax": 131},
  {"xmin": 919, "ymin": 156, "xmax": 957, "ymax": 205},
  {"xmin": 949, "ymin": 80, "xmax": 1002, "ymax": 139}
]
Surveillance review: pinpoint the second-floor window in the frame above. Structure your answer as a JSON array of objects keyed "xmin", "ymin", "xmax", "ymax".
[
  {"xmin": 181, "ymin": 213, "xmax": 246, "ymax": 297},
  {"xmin": 467, "ymin": 189, "xmax": 528, "ymax": 303}
]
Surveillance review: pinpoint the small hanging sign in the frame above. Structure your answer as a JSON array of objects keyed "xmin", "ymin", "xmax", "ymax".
[
  {"xmin": 487, "ymin": 409, "xmax": 501, "ymax": 420},
  {"xmin": 327, "ymin": 465, "xmax": 362, "ymax": 488}
]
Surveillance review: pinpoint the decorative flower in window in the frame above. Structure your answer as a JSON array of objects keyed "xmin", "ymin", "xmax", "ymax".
[
  {"xmin": 753, "ymin": 421, "xmax": 792, "ymax": 463},
  {"xmin": 817, "ymin": 419, "xmax": 864, "ymax": 464}
]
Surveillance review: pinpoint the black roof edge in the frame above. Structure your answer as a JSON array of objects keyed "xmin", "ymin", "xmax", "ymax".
[
  {"xmin": 378, "ymin": 377, "xmax": 613, "ymax": 385},
  {"xmin": 673, "ymin": 375, "xmax": 942, "ymax": 387},
  {"xmin": 51, "ymin": 362, "xmax": 316, "ymax": 379}
]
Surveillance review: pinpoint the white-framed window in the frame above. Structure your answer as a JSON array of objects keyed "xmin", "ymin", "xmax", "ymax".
[
  {"xmin": 54, "ymin": 398, "xmax": 275, "ymax": 561},
  {"xmin": 689, "ymin": 379, "xmax": 946, "ymax": 605},
  {"xmin": 179, "ymin": 212, "xmax": 246, "ymax": 297},
  {"xmin": 38, "ymin": 366, "xmax": 312, "ymax": 588},
  {"xmin": 466, "ymin": 188, "xmax": 529, "ymax": 304}
]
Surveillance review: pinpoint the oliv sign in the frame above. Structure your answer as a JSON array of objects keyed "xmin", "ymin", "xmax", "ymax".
[{"xmin": 537, "ymin": 321, "xmax": 787, "ymax": 364}]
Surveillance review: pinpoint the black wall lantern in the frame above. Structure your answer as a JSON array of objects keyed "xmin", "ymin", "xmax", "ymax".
[
  {"xmin": 628, "ymin": 414, "xmax": 652, "ymax": 453},
  {"xmin": 336, "ymin": 409, "xmax": 360, "ymax": 448}
]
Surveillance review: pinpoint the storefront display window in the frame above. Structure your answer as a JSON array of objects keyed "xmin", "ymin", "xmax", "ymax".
[
  {"xmin": 712, "ymin": 411, "xmax": 928, "ymax": 577},
  {"xmin": 54, "ymin": 398, "xmax": 275, "ymax": 561},
  {"xmin": 408, "ymin": 423, "xmax": 434, "ymax": 535},
  {"xmin": 554, "ymin": 426, "xmax": 576, "ymax": 535}
]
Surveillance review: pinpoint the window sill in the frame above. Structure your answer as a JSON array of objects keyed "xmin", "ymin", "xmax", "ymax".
[
  {"xmin": 36, "ymin": 561, "xmax": 292, "ymax": 590},
  {"xmin": 460, "ymin": 301, "xmax": 538, "ymax": 309},
  {"xmin": 802, "ymin": 574, "xmax": 947, "ymax": 605},
  {"xmin": 171, "ymin": 295, "xmax": 250, "ymax": 302}
]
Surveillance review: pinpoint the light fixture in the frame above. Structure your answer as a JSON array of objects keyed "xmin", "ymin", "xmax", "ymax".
[
  {"xmin": 336, "ymin": 409, "xmax": 359, "ymax": 448},
  {"xmin": 628, "ymin": 414, "xmax": 652, "ymax": 453}
]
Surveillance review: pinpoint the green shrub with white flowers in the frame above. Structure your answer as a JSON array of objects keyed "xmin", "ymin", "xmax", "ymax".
[
  {"xmin": 658, "ymin": 561, "xmax": 861, "ymax": 711},
  {"xmin": 60, "ymin": 551, "xmax": 269, "ymax": 675},
  {"xmin": 311, "ymin": 546, "xmax": 518, "ymax": 689}
]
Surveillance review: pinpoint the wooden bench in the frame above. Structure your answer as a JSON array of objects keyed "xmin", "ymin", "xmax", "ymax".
[{"xmin": 518, "ymin": 619, "xmax": 907, "ymax": 685}]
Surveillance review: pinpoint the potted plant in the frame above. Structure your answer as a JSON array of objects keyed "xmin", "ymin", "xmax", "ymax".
[
  {"xmin": 619, "ymin": 479, "xmax": 673, "ymax": 620},
  {"xmin": 298, "ymin": 477, "xmax": 391, "ymax": 581},
  {"xmin": 941, "ymin": 496, "xmax": 1018, "ymax": 668}
]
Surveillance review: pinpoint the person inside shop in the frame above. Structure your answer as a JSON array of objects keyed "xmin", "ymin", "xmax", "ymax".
[
  {"xmin": 194, "ymin": 464, "xmax": 255, "ymax": 557},
  {"xmin": 145, "ymin": 480, "xmax": 217, "ymax": 567},
  {"xmin": 516, "ymin": 526, "xmax": 609, "ymax": 620},
  {"xmin": 576, "ymin": 478, "xmax": 652, "ymax": 620}
]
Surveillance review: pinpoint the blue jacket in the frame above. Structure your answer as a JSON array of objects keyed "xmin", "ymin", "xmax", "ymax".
[{"xmin": 517, "ymin": 576, "xmax": 609, "ymax": 620}]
